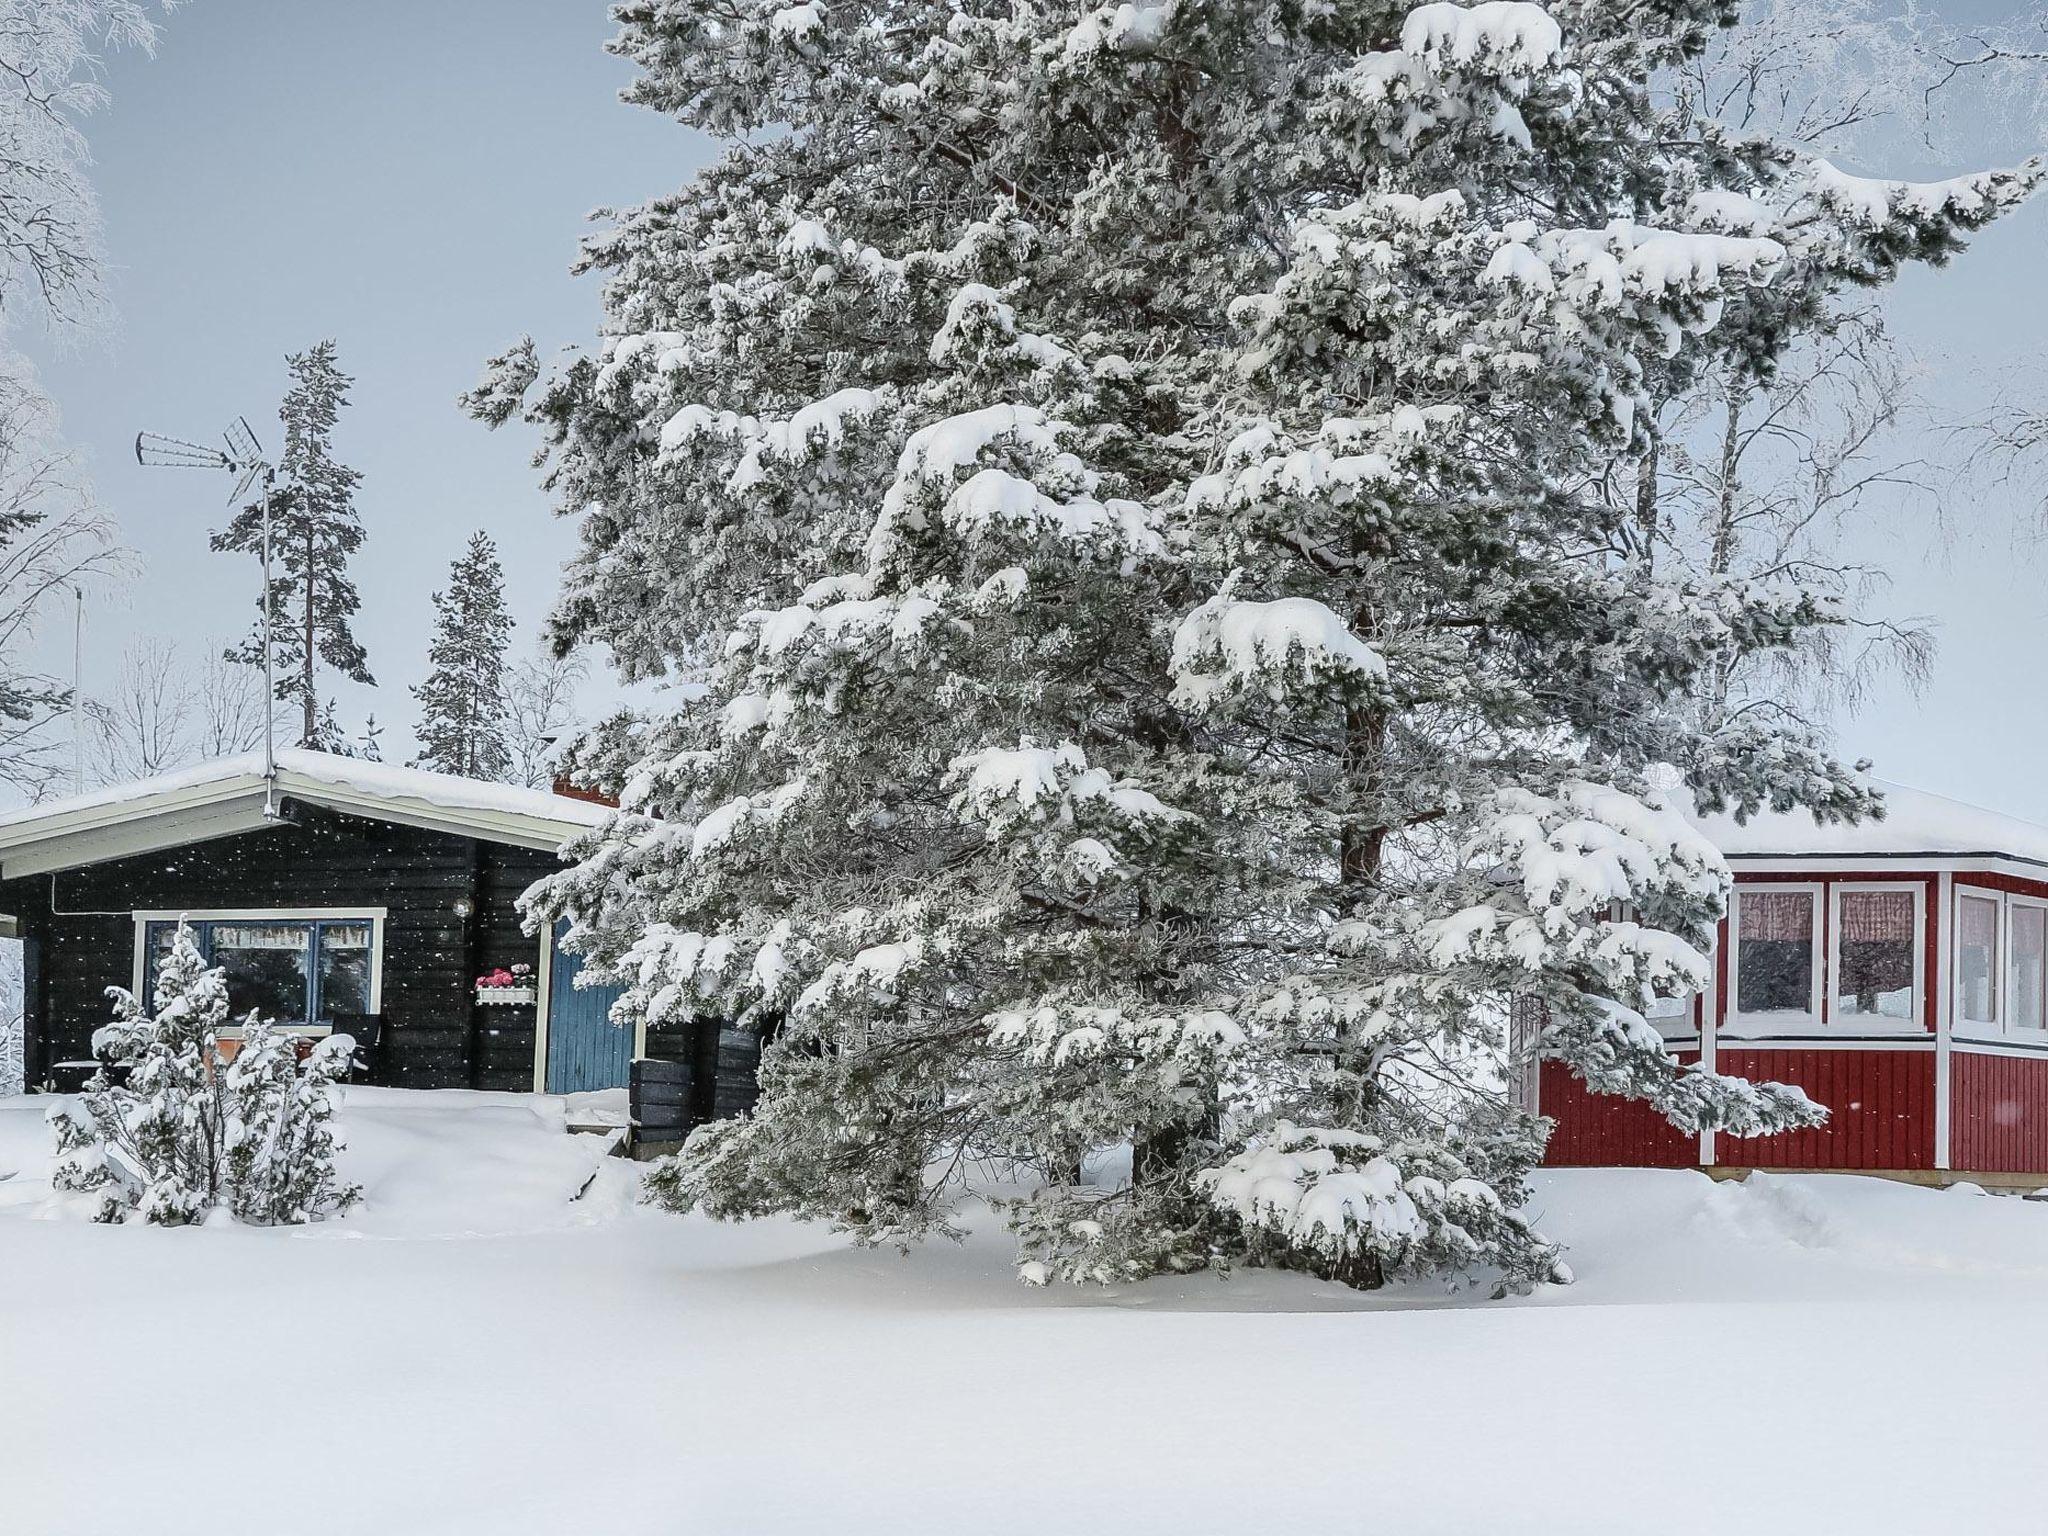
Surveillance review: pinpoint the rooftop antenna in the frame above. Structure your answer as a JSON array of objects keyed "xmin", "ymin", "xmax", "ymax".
[{"xmin": 135, "ymin": 419, "xmax": 281, "ymax": 818}]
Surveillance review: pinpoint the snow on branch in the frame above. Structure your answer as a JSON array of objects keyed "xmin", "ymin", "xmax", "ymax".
[
  {"xmin": 1169, "ymin": 589, "xmax": 1388, "ymax": 713},
  {"xmin": 1198, "ymin": 1121, "xmax": 1565, "ymax": 1291},
  {"xmin": 987, "ymin": 1003, "xmax": 1243, "ymax": 1066},
  {"xmin": 1400, "ymin": 1, "xmax": 1563, "ymax": 79}
]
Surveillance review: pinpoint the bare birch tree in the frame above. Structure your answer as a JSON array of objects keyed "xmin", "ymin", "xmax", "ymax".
[
  {"xmin": 504, "ymin": 646, "xmax": 587, "ymax": 790},
  {"xmin": 86, "ymin": 636, "xmax": 273, "ymax": 785}
]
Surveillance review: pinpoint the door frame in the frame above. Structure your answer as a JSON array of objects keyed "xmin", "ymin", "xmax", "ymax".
[{"xmin": 530, "ymin": 920, "xmax": 644, "ymax": 1093}]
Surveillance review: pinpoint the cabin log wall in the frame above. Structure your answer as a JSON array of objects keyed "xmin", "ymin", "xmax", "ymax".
[{"xmin": 6, "ymin": 808, "xmax": 562, "ymax": 1092}]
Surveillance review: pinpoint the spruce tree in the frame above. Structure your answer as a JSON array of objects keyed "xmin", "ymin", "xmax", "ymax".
[
  {"xmin": 410, "ymin": 531, "xmax": 513, "ymax": 781},
  {"xmin": 213, "ymin": 340, "xmax": 374, "ymax": 748},
  {"xmin": 474, "ymin": 1, "xmax": 2036, "ymax": 1289}
]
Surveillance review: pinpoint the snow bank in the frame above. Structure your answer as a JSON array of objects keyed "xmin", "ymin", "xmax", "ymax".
[{"xmin": 9, "ymin": 1093, "xmax": 2048, "ymax": 1534}]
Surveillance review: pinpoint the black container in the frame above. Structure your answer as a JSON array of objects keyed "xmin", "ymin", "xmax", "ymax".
[{"xmin": 630, "ymin": 1057, "xmax": 695, "ymax": 1131}]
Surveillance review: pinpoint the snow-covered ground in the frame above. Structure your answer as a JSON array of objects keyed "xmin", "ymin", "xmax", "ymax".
[{"xmin": 3, "ymin": 1091, "xmax": 2044, "ymax": 1534}]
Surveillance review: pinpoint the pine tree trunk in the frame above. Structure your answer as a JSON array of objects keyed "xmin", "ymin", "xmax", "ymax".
[
  {"xmin": 1335, "ymin": 695, "xmax": 1390, "ymax": 1289},
  {"xmin": 1636, "ymin": 426, "xmax": 1660, "ymax": 574}
]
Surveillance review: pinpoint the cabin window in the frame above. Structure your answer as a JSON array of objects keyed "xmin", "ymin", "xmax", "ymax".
[
  {"xmin": 1959, "ymin": 894, "xmax": 2001, "ymax": 1027},
  {"xmin": 1732, "ymin": 888, "xmax": 1819, "ymax": 1021},
  {"xmin": 138, "ymin": 914, "xmax": 381, "ymax": 1026},
  {"xmin": 1832, "ymin": 888, "xmax": 1919, "ymax": 1023}
]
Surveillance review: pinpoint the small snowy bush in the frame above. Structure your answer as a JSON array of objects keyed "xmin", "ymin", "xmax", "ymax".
[{"xmin": 48, "ymin": 924, "xmax": 359, "ymax": 1225}]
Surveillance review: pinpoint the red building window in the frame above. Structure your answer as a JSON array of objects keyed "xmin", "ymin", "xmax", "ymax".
[
  {"xmin": 1960, "ymin": 894, "xmax": 2001, "ymax": 1027},
  {"xmin": 1834, "ymin": 889, "xmax": 1917, "ymax": 1023},
  {"xmin": 2014, "ymin": 903, "xmax": 2048, "ymax": 1032},
  {"xmin": 1734, "ymin": 889, "xmax": 1819, "ymax": 1020}
]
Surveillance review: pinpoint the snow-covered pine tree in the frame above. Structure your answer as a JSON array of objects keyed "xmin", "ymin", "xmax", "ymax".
[
  {"xmin": 49, "ymin": 924, "xmax": 357, "ymax": 1225},
  {"xmin": 475, "ymin": 0, "xmax": 2036, "ymax": 1290},
  {"xmin": 213, "ymin": 340, "xmax": 374, "ymax": 748},
  {"xmin": 410, "ymin": 531, "xmax": 513, "ymax": 781}
]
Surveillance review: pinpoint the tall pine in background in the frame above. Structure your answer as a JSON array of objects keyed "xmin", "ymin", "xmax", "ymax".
[
  {"xmin": 411, "ymin": 531, "xmax": 512, "ymax": 781},
  {"xmin": 474, "ymin": 0, "xmax": 2034, "ymax": 1289},
  {"xmin": 214, "ymin": 340, "xmax": 373, "ymax": 749}
]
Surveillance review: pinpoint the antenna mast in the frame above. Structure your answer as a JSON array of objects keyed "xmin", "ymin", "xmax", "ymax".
[
  {"xmin": 70, "ymin": 585, "xmax": 83, "ymax": 796},
  {"xmin": 135, "ymin": 419, "xmax": 281, "ymax": 817}
]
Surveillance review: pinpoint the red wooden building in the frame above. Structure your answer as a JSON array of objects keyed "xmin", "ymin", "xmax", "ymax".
[{"xmin": 1539, "ymin": 780, "xmax": 2048, "ymax": 1185}]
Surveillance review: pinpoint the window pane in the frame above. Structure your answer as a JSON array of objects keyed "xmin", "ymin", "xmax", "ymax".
[
  {"xmin": 2013, "ymin": 907, "xmax": 2046, "ymax": 1031},
  {"xmin": 211, "ymin": 922, "xmax": 312, "ymax": 1023},
  {"xmin": 1737, "ymin": 891, "xmax": 1815, "ymax": 1015},
  {"xmin": 317, "ymin": 924, "xmax": 372, "ymax": 1019},
  {"xmin": 1960, "ymin": 896, "xmax": 2000, "ymax": 1026},
  {"xmin": 142, "ymin": 922, "xmax": 191, "ymax": 1011},
  {"xmin": 1835, "ymin": 891, "xmax": 1917, "ymax": 1021}
]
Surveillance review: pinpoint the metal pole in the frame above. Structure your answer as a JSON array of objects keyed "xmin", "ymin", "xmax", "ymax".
[
  {"xmin": 71, "ymin": 586, "xmax": 83, "ymax": 795},
  {"xmin": 261, "ymin": 467, "xmax": 278, "ymax": 817}
]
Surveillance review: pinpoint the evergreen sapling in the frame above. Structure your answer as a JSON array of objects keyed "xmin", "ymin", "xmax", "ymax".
[{"xmin": 49, "ymin": 924, "xmax": 358, "ymax": 1225}]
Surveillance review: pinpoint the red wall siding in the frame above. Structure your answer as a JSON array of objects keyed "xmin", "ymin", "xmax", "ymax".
[
  {"xmin": 1713, "ymin": 1047, "xmax": 1936, "ymax": 1170},
  {"xmin": 1951, "ymin": 1049, "xmax": 2048, "ymax": 1173},
  {"xmin": 1540, "ymin": 1057, "xmax": 1699, "ymax": 1168}
]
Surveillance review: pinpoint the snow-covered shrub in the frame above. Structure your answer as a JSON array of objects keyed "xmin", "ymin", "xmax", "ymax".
[
  {"xmin": 1198, "ymin": 1124, "xmax": 1567, "ymax": 1294},
  {"xmin": 48, "ymin": 924, "xmax": 358, "ymax": 1225}
]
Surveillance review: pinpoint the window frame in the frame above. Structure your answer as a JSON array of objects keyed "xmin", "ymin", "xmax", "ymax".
[
  {"xmin": 1726, "ymin": 883, "xmax": 1825, "ymax": 1034},
  {"xmin": 2007, "ymin": 893, "xmax": 2048, "ymax": 1035},
  {"xmin": 1821, "ymin": 881, "xmax": 1926, "ymax": 1034},
  {"xmin": 1955, "ymin": 887, "xmax": 2006, "ymax": 1034},
  {"xmin": 130, "ymin": 907, "xmax": 386, "ymax": 1037}
]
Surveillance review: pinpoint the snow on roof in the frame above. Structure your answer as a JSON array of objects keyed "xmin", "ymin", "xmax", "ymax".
[
  {"xmin": 0, "ymin": 750, "xmax": 612, "ymax": 833},
  {"xmin": 0, "ymin": 750, "xmax": 613, "ymax": 880},
  {"xmin": 1693, "ymin": 777, "xmax": 2048, "ymax": 866}
]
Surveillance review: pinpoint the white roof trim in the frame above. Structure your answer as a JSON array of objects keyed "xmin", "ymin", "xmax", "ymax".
[{"xmin": 0, "ymin": 750, "xmax": 612, "ymax": 879}]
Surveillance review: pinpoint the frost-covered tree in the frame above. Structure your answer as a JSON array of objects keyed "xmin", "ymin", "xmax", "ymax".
[
  {"xmin": 213, "ymin": 340, "xmax": 374, "ymax": 748},
  {"xmin": 411, "ymin": 531, "xmax": 513, "ymax": 780},
  {"xmin": 0, "ymin": 937, "xmax": 22, "ymax": 1096},
  {"xmin": 478, "ymin": 0, "xmax": 2035, "ymax": 1291},
  {"xmin": 0, "ymin": 2, "xmax": 170, "ymax": 343},
  {"xmin": 48, "ymin": 924, "xmax": 358, "ymax": 1225},
  {"xmin": 0, "ymin": 374, "xmax": 120, "ymax": 794},
  {"xmin": 0, "ymin": 5, "xmax": 169, "ymax": 794},
  {"xmin": 1631, "ymin": 0, "xmax": 1959, "ymax": 732}
]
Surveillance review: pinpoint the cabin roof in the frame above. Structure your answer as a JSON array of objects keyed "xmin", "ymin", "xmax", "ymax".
[
  {"xmin": 0, "ymin": 750, "xmax": 613, "ymax": 881},
  {"xmin": 1694, "ymin": 777, "xmax": 2048, "ymax": 868}
]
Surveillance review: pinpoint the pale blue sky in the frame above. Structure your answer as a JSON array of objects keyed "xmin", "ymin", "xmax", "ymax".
[
  {"xmin": 23, "ymin": 0, "xmax": 712, "ymax": 760},
  {"xmin": 16, "ymin": 2, "xmax": 2048, "ymax": 818}
]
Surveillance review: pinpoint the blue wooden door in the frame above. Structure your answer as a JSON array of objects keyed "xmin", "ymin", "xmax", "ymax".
[{"xmin": 545, "ymin": 922, "xmax": 632, "ymax": 1093}]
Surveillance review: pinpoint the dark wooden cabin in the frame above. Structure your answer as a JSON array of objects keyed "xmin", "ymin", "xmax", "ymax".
[{"xmin": 0, "ymin": 751, "xmax": 629, "ymax": 1095}]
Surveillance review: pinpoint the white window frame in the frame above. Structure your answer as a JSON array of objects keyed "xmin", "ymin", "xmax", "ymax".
[
  {"xmin": 1608, "ymin": 900, "xmax": 1698, "ymax": 1040},
  {"xmin": 1826, "ymin": 882, "xmax": 1925, "ymax": 1035},
  {"xmin": 2008, "ymin": 893, "xmax": 2048, "ymax": 1036},
  {"xmin": 1726, "ymin": 883, "xmax": 1824, "ymax": 1034},
  {"xmin": 1954, "ymin": 888, "xmax": 2006, "ymax": 1035},
  {"xmin": 130, "ymin": 907, "xmax": 387, "ymax": 1038}
]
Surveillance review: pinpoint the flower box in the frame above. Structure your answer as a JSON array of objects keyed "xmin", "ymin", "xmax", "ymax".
[{"xmin": 475, "ymin": 985, "xmax": 537, "ymax": 1007}]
